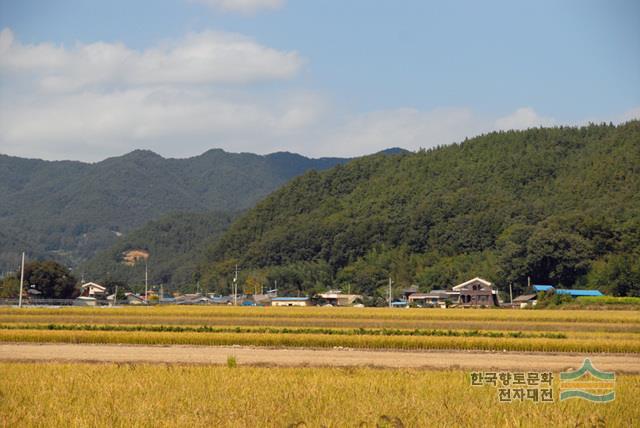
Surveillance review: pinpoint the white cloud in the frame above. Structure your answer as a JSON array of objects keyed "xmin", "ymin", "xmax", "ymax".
[
  {"xmin": 309, "ymin": 107, "xmax": 489, "ymax": 157},
  {"xmin": 494, "ymin": 107, "xmax": 556, "ymax": 130},
  {"xmin": 0, "ymin": 88, "xmax": 325, "ymax": 161},
  {"xmin": 619, "ymin": 106, "xmax": 640, "ymax": 122},
  {"xmin": 0, "ymin": 28, "xmax": 314, "ymax": 161},
  {"xmin": 191, "ymin": 0, "xmax": 285, "ymax": 14},
  {"xmin": 1, "ymin": 29, "xmax": 634, "ymax": 162},
  {"xmin": 0, "ymin": 28, "xmax": 303, "ymax": 90}
]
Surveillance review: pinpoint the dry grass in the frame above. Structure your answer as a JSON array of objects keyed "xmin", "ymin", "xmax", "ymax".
[{"xmin": 0, "ymin": 363, "xmax": 638, "ymax": 427}]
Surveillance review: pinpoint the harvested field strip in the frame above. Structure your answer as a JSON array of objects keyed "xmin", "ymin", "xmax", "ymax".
[
  {"xmin": 0, "ymin": 323, "xmax": 569, "ymax": 339},
  {"xmin": 2, "ymin": 307, "xmax": 639, "ymax": 324},
  {"xmin": 1, "ymin": 329, "xmax": 638, "ymax": 353},
  {"xmin": 2, "ymin": 363, "xmax": 639, "ymax": 427}
]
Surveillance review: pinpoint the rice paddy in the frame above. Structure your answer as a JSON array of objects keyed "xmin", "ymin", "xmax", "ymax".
[
  {"xmin": 1, "ymin": 363, "xmax": 638, "ymax": 428},
  {"xmin": 0, "ymin": 306, "xmax": 638, "ymax": 353}
]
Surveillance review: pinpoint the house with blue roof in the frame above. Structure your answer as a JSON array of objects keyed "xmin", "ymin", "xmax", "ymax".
[{"xmin": 533, "ymin": 285, "xmax": 603, "ymax": 297}]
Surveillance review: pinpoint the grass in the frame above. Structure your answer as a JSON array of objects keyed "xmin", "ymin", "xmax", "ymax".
[
  {"xmin": 1, "ymin": 363, "xmax": 638, "ymax": 427},
  {"xmin": 576, "ymin": 296, "xmax": 640, "ymax": 307}
]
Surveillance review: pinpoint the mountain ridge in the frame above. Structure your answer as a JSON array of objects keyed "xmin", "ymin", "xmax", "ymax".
[{"xmin": 0, "ymin": 148, "xmax": 352, "ymax": 271}]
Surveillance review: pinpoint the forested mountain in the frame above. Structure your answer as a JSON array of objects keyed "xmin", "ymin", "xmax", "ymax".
[
  {"xmin": 81, "ymin": 211, "xmax": 236, "ymax": 290},
  {"xmin": 0, "ymin": 149, "xmax": 347, "ymax": 271},
  {"xmin": 201, "ymin": 122, "xmax": 640, "ymax": 298}
]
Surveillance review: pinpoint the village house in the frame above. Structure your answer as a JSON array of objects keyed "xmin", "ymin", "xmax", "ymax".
[
  {"xmin": 316, "ymin": 290, "xmax": 362, "ymax": 306},
  {"xmin": 533, "ymin": 285, "xmax": 603, "ymax": 297},
  {"xmin": 407, "ymin": 290, "xmax": 454, "ymax": 308},
  {"xmin": 80, "ymin": 282, "xmax": 107, "ymax": 298},
  {"xmin": 271, "ymin": 297, "xmax": 311, "ymax": 307},
  {"xmin": 453, "ymin": 277, "xmax": 499, "ymax": 307},
  {"xmin": 511, "ymin": 294, "xmax": 537, "ymax": 308}
]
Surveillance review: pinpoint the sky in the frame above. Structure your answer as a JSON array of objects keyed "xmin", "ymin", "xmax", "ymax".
[{"xmin": 0, "ymin": 0, "xmax": 638, "ymax": 161}]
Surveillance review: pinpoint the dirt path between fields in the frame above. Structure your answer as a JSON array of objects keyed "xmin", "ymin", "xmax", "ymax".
[{"xmin": 1, "ymin": 343, "xmax": 639, "ymax": 373}]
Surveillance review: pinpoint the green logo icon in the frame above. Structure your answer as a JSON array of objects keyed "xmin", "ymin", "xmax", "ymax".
[{"xmin": 559, "ymin": 358, "xmax": 615, "ymax": 402}]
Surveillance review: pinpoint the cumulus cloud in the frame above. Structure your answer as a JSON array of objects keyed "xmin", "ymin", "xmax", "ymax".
[
  {"xmin": 0, "ymin": 88, "xmax": 325, "ymax": 161},
  {"xmin": 1, "ymin": 29, "xmax": 633, "ymax": 162},
  {"xmin": 309, "ymin": 107, "xmax": 489, "ymax": 157},
  {"xmin": 619, "ymin": 106, "xmax": 640, "ymax": 122},
  {"xmin": 0, "ymin": 27, "xmax": 316, "ymax": 161},
  {"xmin": 494, "ymin": 107, "xmax": 556, "ymax": 130},
  {"xmin": 0, "ymin": 28, "xmax": 303, "ymax": 91},
  {"xmin": 190, "ymin": 0, "xmax": 285, "ymax": 14}
]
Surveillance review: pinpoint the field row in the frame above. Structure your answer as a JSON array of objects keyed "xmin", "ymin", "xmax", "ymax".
[
  {"xmin": 1, "ymin": 363, "xmax": 638, "ymax": 427},
  {"xmin": 3, "ymin": 306, "xmax": 639, "ymax": 323},
  {"xmin": 3, "ymin": 315, "xmax": 639, "ymax": 334},
  {"xmin": 1, "ymin": 328, "xmax": 638, "ymax": 353}
]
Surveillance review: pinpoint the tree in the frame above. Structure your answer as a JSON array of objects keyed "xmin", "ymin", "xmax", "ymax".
[
  {"xmin": 526, "ymin": 221, "xmax": 594, "ymax": 287},
  {"xmin": 0, "ymin": 276, "xmax": 20, "ymax": 298},
  {"xmin": 496, "ymin": 224, "xmax": 534, "ymax": 294},
  {"xmin": 587, "ymin": 255, "xmax": 640, "ymax": 297},
  {"xmin": 21, "ymin": 261, "xmax": 77, "ymax": 299}
]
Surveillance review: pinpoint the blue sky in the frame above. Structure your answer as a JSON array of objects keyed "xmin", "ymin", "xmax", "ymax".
[{"xmin": 0, "ymin": 0, "xmax": 638, "ymax": 161}]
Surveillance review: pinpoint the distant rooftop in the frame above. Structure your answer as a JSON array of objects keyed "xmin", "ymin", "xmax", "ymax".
[
  {"xmin": 533, "ymin": 285, "xmax": 554, "ymax": 292},
  {"xmin": 271, "ymin": 297, "xmax": 309, "ymax": 301},
  {"xmin": 533, "ymin": 285, "xmax": 603, "ymax": 297},
  {"xmin": 555, "ymin": 289, "xmax": 604, "ymax": 297}
]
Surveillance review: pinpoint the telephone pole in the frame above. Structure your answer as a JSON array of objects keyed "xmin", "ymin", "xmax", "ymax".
[
  {"xmin": 144, "ymin": 258, "xmax": 148, "ymax": 303},
  {"xmin": 18, "ymin": 252, "xmax": 25, "ymax": 308},
  {"xmin": 509, "ymin": 283, "xmax": 513, "ymax": 304},
  {"xmin": 388, "ymin": 277, "xmax": 393, "ymax": 308},
  {"xmin": 233, "ymin": 264, "xmax": 239, "ymax": 306}
]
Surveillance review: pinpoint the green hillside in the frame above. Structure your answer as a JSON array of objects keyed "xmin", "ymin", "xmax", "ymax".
[
  {"xmin": 202, "ymin": 122, "xmax": 640, "ymax": 298},
  {"xmin": 81, "ymin": 211, "xmax": 236, "ymax": 290},
  {"xmin": 0, "ymin": 149, "xmax": 346, "ymax": 271}
]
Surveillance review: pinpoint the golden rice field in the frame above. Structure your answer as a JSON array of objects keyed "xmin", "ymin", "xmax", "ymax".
[
  {"xmin": 0, "ymin": 306, "xmax": 638, "ymax": 353},
  {"xmin": 1, "ymin": 363, "xmax": 638, "ymax": 428}
]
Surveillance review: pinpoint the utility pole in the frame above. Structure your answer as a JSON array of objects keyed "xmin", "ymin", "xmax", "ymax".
[
  {"xmin": 388, "ymin": 277, "xmax": 393, "ymax": 308},
  {"xmin": 233, "ymin": 264, "xmax": 238, "ymax": 306},
  {"xmin": 527, "ymin": 276, "xmax": 531, "ymax": 290},
  {"xmin": 509, "ymin": 283, "xmax": 513, "ymax": 304},
  {"xmin": 144, "ymin": 258, "xmax": 148, "ymax": 303},
  {"xmin": 114, "ymin": 284, "xmax": 118, "ymax": 307},
  {"xmin": 18, "ymin": 252, "xmax": 25, "ymax": 308}
]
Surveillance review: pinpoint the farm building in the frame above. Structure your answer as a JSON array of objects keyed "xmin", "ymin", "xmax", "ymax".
[
  {"xmin": 512, "ymin": 294, "xmax": 537, "ymax": 308},
  {"xmin": 73, "ymin": 296, "xmax": 97, "ymax": 306},
  {"xmin": 80, "ymin": 282, "xmax": 106, "ymax": 297},
  {"xmin": 317, "ymin": 291, "xmax": 362, "ymax": 306},
  {"xmin": 125, "ymin": 293, "xmax": 146, "ymax": 305},
  {"xmin": 271, "ymin": 297, "xmax": 311, "ymax": 307},
  {"xmin": 407, "ymin": 290, "xmax": 452, "ymax": 308},
  {"xmin": 453, "ymin": 277, "xmax": 499, "ymax": 307},
  {"xmin": 533, "ymin": 285, "xmax": 604, "ymax": 297}
]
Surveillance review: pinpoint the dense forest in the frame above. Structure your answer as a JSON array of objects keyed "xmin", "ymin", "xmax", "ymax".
[
  {"xmin": 0, "ymin": 149, "xmax": 347, "ymax": 272},
  {"xmin": 81, "ymin": 211, "xmax": 236, "ymax": 290},
  {"xmin": 201, "ymin": 122, "xmax": 640, "ymax": 299}
]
